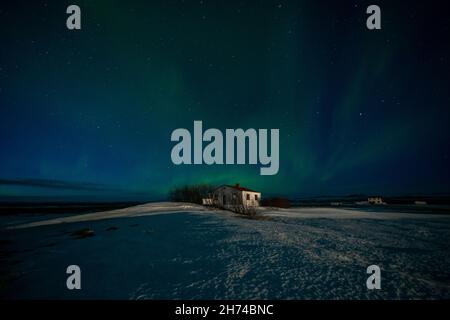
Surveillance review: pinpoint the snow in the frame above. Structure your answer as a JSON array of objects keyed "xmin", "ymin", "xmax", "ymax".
[
  {"xmin": 6, "ymin": 202, "xmax": 210, "ymax": 229},
  {"xmin": 1, "ymin": 203, "xmax": 450, "ymax": 299}
]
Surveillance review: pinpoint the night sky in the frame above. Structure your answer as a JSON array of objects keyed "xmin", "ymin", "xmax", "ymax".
[{"xmin": 1, "ymin": 0, "xmax": 449, "ymax": 201}]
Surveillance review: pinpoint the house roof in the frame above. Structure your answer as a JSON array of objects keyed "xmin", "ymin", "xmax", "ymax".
[{"xmin": 215, "ymin": 183, "xmax": 259, "ymax": 193}]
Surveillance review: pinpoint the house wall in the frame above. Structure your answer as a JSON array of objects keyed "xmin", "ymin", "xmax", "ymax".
[
  {"xmin": 213, "ymin": 186, "xmax": 261, "ymax": 208},
  {"xmin": 242, "ymin": 191, "xmax": 261, "ymax": 207},
  {"xmin": 213, "ymin": 186, "xmax": 240, "ymax": 207}
]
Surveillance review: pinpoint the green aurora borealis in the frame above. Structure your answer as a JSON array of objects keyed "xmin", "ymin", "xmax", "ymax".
[{"xmin": 1, "ymin": 0, "xmax": 449, "ymax": 200}]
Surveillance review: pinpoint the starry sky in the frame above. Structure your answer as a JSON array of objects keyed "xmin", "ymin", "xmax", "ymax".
[{"xmin": 1, "ymin": 0, "xmax": 449, "ymax": 201}]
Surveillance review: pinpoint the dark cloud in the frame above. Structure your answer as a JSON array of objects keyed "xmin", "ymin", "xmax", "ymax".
[{"xmin": 0, "ymin": 178, "xmax": 107, "ymax": 191}]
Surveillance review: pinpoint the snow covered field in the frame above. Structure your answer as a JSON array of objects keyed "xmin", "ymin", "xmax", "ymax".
[{"xmin": 1, "ymin": 203, "xmax": 450, "ymax": 299}]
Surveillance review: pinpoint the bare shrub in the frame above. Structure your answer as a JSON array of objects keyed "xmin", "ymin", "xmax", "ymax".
[{"xmin": 168, "ymin": 184, "xmax": 214, "ymax": 204}]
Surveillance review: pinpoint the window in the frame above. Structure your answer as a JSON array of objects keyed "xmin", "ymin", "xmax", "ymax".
[
  {"xmin": 246, "ymin": 194, "xmax": 250, "ymax": 200},
  {"xmin": 255, "ymin": 195, "xmax": 258, "ymax": 201}
]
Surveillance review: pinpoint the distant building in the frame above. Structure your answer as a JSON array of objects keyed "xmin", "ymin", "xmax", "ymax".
[
  {"xmin": 368, "ymin": 197, "xmax": 385, "ymax": 205},
  {"xmin": 212, "ymin": 184, "xmax": 261, "ymax": 209},
  {"xmin": 202, "ymin": 198, "xmax": 213, "ymax": 206}
]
